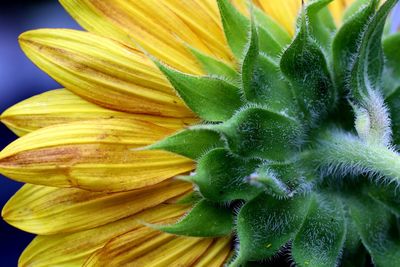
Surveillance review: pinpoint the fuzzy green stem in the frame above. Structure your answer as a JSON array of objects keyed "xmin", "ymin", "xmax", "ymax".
[{"xmin": 311, "ymin": 130, "xmax": 400, "ymax": 182}]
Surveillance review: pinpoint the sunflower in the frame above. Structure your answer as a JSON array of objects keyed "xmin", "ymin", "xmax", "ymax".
[{"xmin": 2, "ymin": 0, "xmax": 400, "ymax": 266}]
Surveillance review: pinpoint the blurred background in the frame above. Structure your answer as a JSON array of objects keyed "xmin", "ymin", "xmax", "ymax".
[
  {"xmin": 0, "ymin": 0, "xmax": 399, "ymax": 266},
  {"xmin": 0, "ymin": 0, "xmax": 80, "ymax": 264}
]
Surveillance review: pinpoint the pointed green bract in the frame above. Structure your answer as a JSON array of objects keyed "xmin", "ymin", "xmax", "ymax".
[
  {"xmin": 154, "ymin": 199, "xmax": 234, "ymax": 237},
  {"xmin": 343, "ymin": 0, "xmax": 370, "ymax": 22},
  {"xmin": 349, "ymin": 0, "xmax": 398, "ymax": 101},
  {"xmin": 348, "ymin": 195, "xmax": 400, "ymax": 266},
  {"xmin": 340, "ymin": 214, "xmax": 366, "ymax": 267},
  {"xmin": 188, "ymin": 47, "xmax": 239, "ymax": 80},
  {"xmin": 251, "ymin": 161, "xmax": 311, "ymax": 198},
  {"xmin": 216, "ymin": 0, "xmax": 249, "ymax": 59},
  {"xmin": 368, "ymin": 183, "xmax": 400, "ymax": 217},
  {"xmin": 253, "ymin": 7, "xmax": 291, "ymax": 48},
  {"xmin": 156, "ymin": 61, "xmax": 243, "ymax": 121},
  {"xmin": 304, "ymin": 0, "xmax": 335, "ymax": 51},
  {"xmin": 383, "ymin": 33, "xmax": 400, "ymax": 96},
  {"xmin": 147, "ymin": 128, "xmax": 225, "ymax": 160},
  {"xmin": 193, "ymin": 148, "xmax": 262, "ymax": 202},
  {"xmin": 332, "ymin": 0, "xmax": 378, "ymax": 93},
  {"xmin": 241, "ymin": 24, "xmax": 297, "ymax": 114},
  {"xmin": 385, "ymin": 88, "xmax": 400, "ymax": 145},
  {"xmin": 217, "ymin": 107, "xmax": 302, "ymax": 161},
  {"xmin": 174, "ymin": 191, "xmax": 203, "ymax": 205},
  {"xmin": 235, "ymin": 194, "xmax": 311, "ymax": 263},
  {"xmin": 281, "ymin": 10, "xmax": 334, "ymax": 120},
  {"xmin": 383, "ymin": 32, "xmax": 400, "ymax": 137},
  {"xmin": 292, "ymin": 194, "xmax": 346, "ymax": 267}
]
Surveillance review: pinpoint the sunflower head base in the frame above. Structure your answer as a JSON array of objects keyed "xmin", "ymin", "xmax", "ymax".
[{"xmin": 150, "ymin": 0, "xmax": 400, "ymax": 266}]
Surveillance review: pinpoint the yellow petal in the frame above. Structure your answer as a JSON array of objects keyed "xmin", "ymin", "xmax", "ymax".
[
  {"xmin": 257, "ymin": 0, "xmax": 302, "ymax": 35},
  {"xmin": 1, "ymin": 89, "xmax": 197, "ymax": 136},
  {"xmin": 231, "ymin": 0, "xmax": 250, "ymax": 15},
  {"xmin": 19, "ymin": 29, "xmax": 193, "ymax": 117},
  {"xmin": 84, "ymin": 229, "xmax": 218, "ymax": 267},
  {"xmin": 19, "ymin": 204, "xmax": 189, "ymax": 267},
  {"xmin": 2, "ymin": 180, "xmax": 191, "ymax": 235},
  {"xmin": 60, "ymin": 0, "xmax": 234, "ymax": 73},
  {"xmin": 328, "ymin": 0, "xmax": 355, "ymax": 25},
  {"xmin": 194, "ymin": 237, "xmax": 233, "ymax": 267},
  {"xmin": 0, "ymin": 119, "xmax": 194, "ymax": 192}
]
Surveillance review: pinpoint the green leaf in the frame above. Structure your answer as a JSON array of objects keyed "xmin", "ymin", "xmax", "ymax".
[
  {"xmin": 348, "ymin": 0, "xmax": 398, "ymax": 101},
  {"xmin": 383, "ymin": 33, "xmax": 400, "ymax": 96},
  {"xmin": 348, "ymin": 194, "xmax": 400, "ymax": 267},
  {"xmin": 332, "ymin": 0, "xmax": 378, "ymax": 94},
  {"xmin": 304, "ymin": 0, "xmax": 336, "ymax": 51},
  {"xmin": 188, "ymin": 47, "xmax": 240, "ymax": 80},
  {"xmin": 216, "ymin": 0, "xmax": 249, "ymax": 59},
  {"xmin": 155, "ymin": 61, "xmax": 243, "ymax": 121},
  {"xmin": 147, "ymin": 128, "xmax": 225, "ymax": 160},
  {"xmin": 241, "ymin": 24, "xmax": 297, "ymax": 115},
  {"xmin": 234, "ymin": 193, "xmax": 311, "ymax": 263},
  {"xmin": 253, "ymin": 7, "xmax": 291, "ymax": 48},
  {"xmin": 292, "ymin": 194, "xmax": 346, "ymax": 267},
  {"xmin": 218, "ymin": 107, "xmax": 302, "ymax": 161},
  {"xmin": 153, "ymin": 199, "xmax": 234, "ymax": 237},
  {"xmin": 192, "ymin": 148, "xmax": 262, "ymax": 202},
  {"xmin": 280, "ymin": 10, "xmax": 335, "ymax": 120}
]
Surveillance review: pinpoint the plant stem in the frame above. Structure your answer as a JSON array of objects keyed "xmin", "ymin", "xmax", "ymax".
[{"xmin": 311, "ymin": 130, "xmax": 400, "ymax": 182}]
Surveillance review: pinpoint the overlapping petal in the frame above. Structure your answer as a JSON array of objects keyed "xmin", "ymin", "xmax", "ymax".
[
  {"xmin": 84, "ymin": 231, "xmax": 231, "ymax": 266},
  {"xmin": 2, "ymin": 180, "xmax": 191, "ymax": 235},
  {"xmin": 19, "ymin": 204, "xmax": 189, "ymax": 266},
  {"xmin": 19, "ymin": 29, "xmax": 193, "ymax": 117},
  {"xmin": 257, "ymin": 0, "xmax": 354, "ymax": 34},
  {"xmin": 60, "ymin": 0, "xmax": 234, "ymax": 73},
  {"xmin": 0, "ymin": 119, "xmax": 194, "ymax": 192},
  {"xmin": 1, "ymin": 89, "xmax": 197, "ymax": 136}
]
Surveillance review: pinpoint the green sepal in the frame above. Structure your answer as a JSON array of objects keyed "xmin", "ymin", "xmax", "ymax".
[
  {"xmin": 192, "ymin": 148, "xmax": 262, "ymax": 202},
  {"xmin": 340, "ymin": 212, "xmax": 367, "ymax": 267},
  {"xmin": 216, "ymin": 0, "xmax": 249, "ymax": 59},
  {"xmin": 292, "ymin": 194, "xmax": 346, "ymax": 267},
  {"xmin": 151, "ymin": 199, "xmax": 234, "ymax": 237},
  {"xmin": 241, "ymin": 23, "xmax": 297, "ymax": 115},
  {"xmin": 147, "ymin": 128, "xmax": 225, "ymax": 160},
  {"xmin": 281, "ymin": 10, "xmax": 335, "ymax": 121},
  {"xmin": 253, "ymin": 6, "xmax": 291, "ymax": 48},
  {"xmin": 174, "ymin": 191, "xmax": 203, "ymax": 205},
  {"xmin": 385, "ymin": 87, "xmax": 400, "ymax": 145},
  {"xmin": 332, "ymin": 0, "xmax": 378, "ymax": 94},
  {"xmin": 217, "ymin": 107, "xmax": 302, "ymax": 161},
  {"xmin": 304, "ymin": 0, "xmax": 336, "ymax": 51},
  {"xmin": 383, "ymin": 33, "xmax": 400, "ymax": 96},
  {"xmin": 188, "ymin": 47, "xmax": 240, "ymax": 81},
  {"xmin": 249, "ymin": 169, "xmax": 292, "ymax": 199},
  {"xmin": 155, "ymin": 61, "xmax": 243, "ymax": 121},
  {"xmin": 348, "ymin": 0, "xmax": 398, "ymax": 101},
  {"xmin": 367, "ymin": 183, "xmax": 400, "ymax": 217},
  {"xmin": 250, "ymin": 161, "xmax": 312, "ymax": 199},
  {"xmin": 342, "ymin": 0, "xmax": 370, "ymax": 22},
  {"xmin": 234, "ymin": 193, "xmax": 311, "ymax": 263},
  {"xmin": 348, "ymin": 194, "xmax": 400, "ymax": 266}
]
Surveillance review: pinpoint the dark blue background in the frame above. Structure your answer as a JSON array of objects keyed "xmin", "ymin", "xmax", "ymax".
[{"xmin": 0, "ymin": 1, "xmax": 79, "ymax": 265}]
